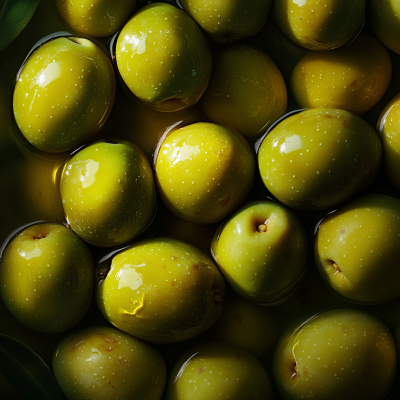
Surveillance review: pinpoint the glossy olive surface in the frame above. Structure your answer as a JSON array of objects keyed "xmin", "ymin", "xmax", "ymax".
[
  {"xmin": 0, "ymin": 223, "xmax": 93, "ymax": 333},
  {"xmin": 60, "ymin": 139, "xmax": 156, "ymax": 247},
  {"xmin": 370, "ymin": 0, "xmax": 400, "ymax": 55},
  {"xmin": 377, "ymin": 92, "xmax": 400, "ymax": 191},
  {"xmin": 201, "ymin": 43, "xmax": 287, "ymax": 139},
  {"xmin": 53, "ymin": 325, "xmax": 166, "ymax": 400},
  {"xmin": 273, "ymin": 309, "xmax": 397, "ymax": 400},
  {"xmin": 13, "ymin": 37, "xmax": 115, "ymax": 152},
  {"xmin": 54, "ymin": 0, "xmax": 137, "ymax": 37},
  {"xmin": 315, "ymin": 193, "xmax": 400, "ymax": 304},
  {"xmin": 291, "ymin": 33, "xmax": 392, "ymax": 116},
  {"xmin": 258, "ymin": 108, "xmax": 382, "ymax": 211},
  {"xmin": 156, "ymin": 122, "xmax": 255, "ymax": 224},
  {"xmin": 165, "ymin": 341, "xmax": 273, "ymax": 400},
  {"xmin": 96, "ymin": 237, "xmax": 225, "ymax": 343},
  {"xmin": 212, "ymin": 200, "xmax": 307, "ymax": 304},
  {"xmin": 274, "ymin": 0, "xmax": 365, "ymax": 51},
  {"xmin": 180, "ymin": 0, "xmax": 272, "ymax": 44},
  {"xmin": 116, "ymin": 2, "xmax": 212, "ymax": 112}
]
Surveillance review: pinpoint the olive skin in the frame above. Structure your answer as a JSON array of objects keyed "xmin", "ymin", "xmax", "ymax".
[
  {"xmin": 274, "ymin": 0, "xmax": 365, "ymax": 51},
  {"xmin": 376, "ymin": 92, "xmax": 400, "ymax": 191},
  {"xmin": 156, "ymin": 122, "xmax": 255, "ymax": 224},
  {"xmin": 315, "ymin": 194, "xmax": 400, "ymax": 305},
  {"xmin": 201, "ymin": 43, "xmax": 287, "ymax": 139},
  {"xmin": 180, "ymin": 0, "xmax": 272, "ymax": 44},
  {"xmin": 116, "ymin": 3, "xmax": 212, "ymax": 112},
  {"xmin": 0, "ymin": 223, "xmax": 93, "ymax": 333},
  {"xmin": 291, "ymin": 33, "xmax": 392, "ymax": 116},
  {"xmin": 211, "ymin": 200, "xmax": 307, "ymax": 305},
  {"xmin": 165, "ymin": 341, "xmax": 273, "ymax": 400},
  {"xmin": 370, "ymin": 0, "xmax": 400, "ymax": 55},
  {"xmin": 54, "ymin": 0, "xmax": 137, "ymax": 37},
  {"xmin": 13, "ymin": 37, "xmax": 115, "ymax": 153},
  {"xmin": 53, "ymin": 326, "xmax": 166, "ymax": 400},
  {"xmin": 96, "ymin": 237, "xmax": 225, "ymax": 344},
  {"xmin": 60, "ymin": 139, "xmax": 156, "ymax": 247},
  {"xmin": 273, "ymin": 309, "xmax": 397, "ymax": 400},
  {"xmin": 257, "ymin": 108, "xmax": 382, "ymax": 211}
]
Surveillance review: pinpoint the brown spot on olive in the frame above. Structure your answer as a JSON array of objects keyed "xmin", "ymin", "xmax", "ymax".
[
  {"xmin": 340, "ymin": 229, "xmax": 346, "ymax": 234},
  {"xmin": 236, "ymin": 350, "xmax": 242, "ymax": 357},
  {"xmin": 171, "ymin": 281, "xmax": 176, "ymax": 286},
  {"xmin": 192, "ymin": 263, "xmax": 199, "ymax": 270},
  {"xmin": 219, "ymin": 195, "xmax": 231, "ymax": 207},
  {"xmin": 343, "ymin": 120, "xmax": 348, "ymax": 129},
  {"xmin": 324, "ymin": 115, "xmax": 333, "ymax": 118},
  {"xmin": 234, "ymin": 314, "xmax": 242, "ymax": 325},
  {"xmin": 351, "ymin": 79, "xmax": 358, "ymax": 86},
  {"xmin": 171, "ymin": 255, "xmax": 178, "ymax": 260},
  {"xmin": 198, "ymin": 367, "xmax": 205, "ymax": 374}
]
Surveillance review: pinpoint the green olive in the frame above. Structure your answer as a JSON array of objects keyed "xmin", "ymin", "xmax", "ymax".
[
  {"xmin": 53, "ymin": 326, "xmax": 166, "ymax": 400},
  {"xmin": 291, "ymin": 33, "xmax": 392, "ymax": 116},
  {"xmin": 156, "ymin": 122, "xmax": 255, "ymax": 224},
  {"xmin": 116, "ymin": 3, "xmax": 211, "ymax": 112},
  {"xmin": 274, "ymin": 0, "xmax": 365, "ymax": 51},
  {"xmin": 315, "ymin": 193, "xmax": 400, "ymax": 304},
  {"xmin": 13, "ymin": 37, "xmax": 115, "ymax": 153},
  {"xmin": 273, "ymin": 309, "xmax": 397, "ymax": 400},
  {"xmin": 54, "ymin": 0, "xmax": 137, "ymax": 37},
  {"xmin": 201, "ymin": 43, "xmax": 287, "ymax": 139},
  {"xmin": 60, "ymin": 139, "xmax": 156, "ymax": 247},
  {"xmin": 257, "ymin": 108, "xmax": 382, "ymax": 211},
  {"xmin": 96, "ymin": 237, "xmax": 225, "ymax": 343}
]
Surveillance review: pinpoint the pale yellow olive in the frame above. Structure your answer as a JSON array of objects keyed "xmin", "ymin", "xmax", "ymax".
[
  {"xmin": 155, "ymin": 122, "xmax": 255, "ymax": 224},
  {"xmin": 13, "ymin": 37, "xmax": 115, "ymax": 152},
  {"xmin": 96, "ymin": 237, "xmax": 225, "ymax": 343}
]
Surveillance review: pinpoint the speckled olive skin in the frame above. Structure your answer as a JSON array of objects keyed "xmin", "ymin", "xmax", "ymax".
[
  {"xmin": 315, "ymin": 194, "xmax": 400, "ymax": 304},
  {"xmin": 208, "ymin": 289, "xmax": 278, "ymax": 358},
  {"xmin": 273, "ymin": 309, "xmax": 397, "ymax": 400},
  {"xmin": 165, "ymin": 341, "xmax": 273, "ymax": 400},
  {"xmin": 211, "ymin": 200, "xmax": 307, "ymax": 305},
  {"xmin": 291, "ymin": 33, "xmax": 392, "ymax": 116},
  {"xmin": 54, "ymin": 0, "xmax": 137, "ymax": 37},
  {"xmin": 13, "ymin": 37, "xmax": 115, "ymax": 153},
  {"xmin": 376, "ymin": 92, "xmax": 400, "ymax": 191},
  {"xmin": 60, "ymin": 139, "xmax": 156, "ymax": 247},
  {"xmin": 201, "ymin": 43, "xmax": 287, "ymax": 139},
  {"xmin": 371, "ymin": 0, "xmax": 400, "ymax": 55},
  {"xmin": 274, "ymin": 0, "xmax": 365, "ymax": 51},
  {"xmin": 156, "ymin": 122, "xmax": 255, "ymax": 224},
  {"xmin": 0, "ymin": 223, "xmax": 93, "ymax": 333},
  {"xmin": 257, "ymin": 108, "xmax": 382, "ymax": 211},
  {"xmin": 96, "ymin": 237, "xmax": 225, "ymax": 344},
  {"xmin": 53, "ymin": 326, "xmax": 166, "ymax": 400},
  {"xmin": 116, "ymin": 3, "xmax": 212, "ymax": 112},
  {"xmin": 180, "ymin": 0, "xmax": 272, "ymax": 44}
]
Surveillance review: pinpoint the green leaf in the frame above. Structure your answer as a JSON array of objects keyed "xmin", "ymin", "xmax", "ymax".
[
  {"xmin": 0, "ymin": 334, "xmax": 64, "ymax": 400},
  {"xmin": 0, "ymin": 0, "xmax": 42, "ymax": 52}
]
